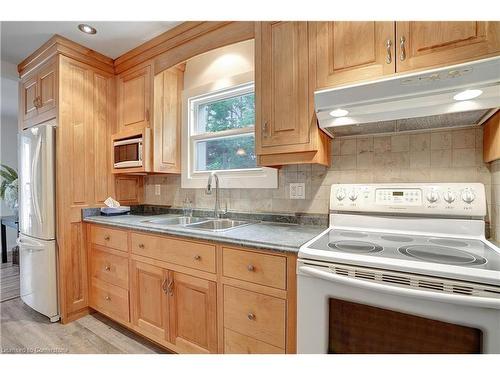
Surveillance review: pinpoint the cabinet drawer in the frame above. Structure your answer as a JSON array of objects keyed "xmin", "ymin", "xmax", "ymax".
[
  {"xmin": 222, "ymin": 247, "xmax": 286, "ymax": 289},
  {"xmin": 131, "ymin": 233, "xmax": 216, "ymax": 273},
  {"xmin": 90, "ymin": 247, "xmax": 129, "ymax": 289},
  {"xmin": 90, "ymin": 277, "xmax": 129, "ymax": 322},
  {"xmin": 90, "ymin": 226, "xmax": 128, "ymax": 252},
  {"xmin": 224, "ymin": 286, "xmax": 286, "ymax": 348},
  {"xmin": 224, "ymin": 328, "xmax": 285, "ymax": 354}
]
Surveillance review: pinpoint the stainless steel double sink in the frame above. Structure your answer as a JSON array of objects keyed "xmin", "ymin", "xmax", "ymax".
[{"xmin": 142, "ymin": 216, "xmax": 254, "ymax": 232}]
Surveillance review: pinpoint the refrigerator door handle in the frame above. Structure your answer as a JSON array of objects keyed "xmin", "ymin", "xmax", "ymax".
[{"xmin": 31, "ymin": 136, "xmax": 43, "ymax": 226}]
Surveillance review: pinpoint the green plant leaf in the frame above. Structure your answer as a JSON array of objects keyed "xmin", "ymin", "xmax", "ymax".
[
  {"xmin": 0, "ymin": 180, "xmax": 8, "ymax": 200},
  {"xmin": 0, "ymin": 164, "xmax": 17, "ymax": 181}
]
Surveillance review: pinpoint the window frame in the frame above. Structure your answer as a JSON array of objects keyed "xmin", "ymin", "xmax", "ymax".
[{"xmin": 181, "ymin": 72, "xmax": 277, "ymax": 189}]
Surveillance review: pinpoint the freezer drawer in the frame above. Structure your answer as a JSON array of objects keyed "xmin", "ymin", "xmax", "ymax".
[{"xmin": 18, "ymin": 234, "xmax": 59, "ymax": 322}]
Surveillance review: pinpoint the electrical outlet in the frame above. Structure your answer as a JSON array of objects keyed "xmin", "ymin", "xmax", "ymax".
[
  {"xmin": 154, "ymin": 184, "xmax": 161, "ymax": 196},
  {"xmin": 289, "ymin": 183, "xmax": 305, "ymax": 200}
]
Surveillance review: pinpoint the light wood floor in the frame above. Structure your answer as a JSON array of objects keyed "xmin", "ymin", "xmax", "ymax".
[
  {"xmin": 1, "ymin": 298, "xmax": 166, "ymax": 354},
  {"xmin": 0, "ymin": 252, "xmax": 20, "ymax": 302}
]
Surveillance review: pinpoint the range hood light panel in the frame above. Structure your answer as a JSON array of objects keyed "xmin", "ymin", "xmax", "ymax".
[
  {"xmin": 453, "ymin": 89, "xmax": 483, "ymax": 101},
  {"xmin": 329, "ymin": 109, "xmax": 349, "ymax": 117}
]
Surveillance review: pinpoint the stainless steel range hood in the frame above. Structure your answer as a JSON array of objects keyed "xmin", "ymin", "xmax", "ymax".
[{"xmin": 315, "ymin": 56, "xmax": 500, "ymax": 138}]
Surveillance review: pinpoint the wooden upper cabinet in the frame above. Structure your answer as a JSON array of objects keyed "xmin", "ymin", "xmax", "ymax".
[
  {"xmin": 117, "ymin": 63, "xmax": 152, "ymax": 132},
  {"xmin": 168, "ymin": 272, "xmax": 217, "ymax": 353},
  {"xmin": 396, "ymin": 21, "xmax": 500, "ymax": 72},
  {"xmin": 37, "ymin": 62, "xmax": 57, "ymax": 116},
  {"xmin": 93, "ymin": 71, "xmax": 115, "ymax": 204},
  {"xmin": 130, "ymin": 261, "xmax": 169, "ymax": 340},
  {"xmin": 152, "ymin": 66, "xmax": 183, "ymax": 173},
  {"xmin": 20, "ymin": 57, "xmax": 57, "ymax": 129},
  {"xmin": 257, "ymin": 21, "xmax": 310, "ymax": 151},
  {"xmin": 21, "ymin": 73, "xmax": 38, "ymax": 123},
  {"xmin": 115, "ymin": 175, "xmax": 143, "ymax": 205},
  {"xmin": 255, "ymin": 22, "xmax": 330, "ymax": 166},
  {"xmin": 310, "ymin": 21, "xmax": 396, "ymax": 89}
]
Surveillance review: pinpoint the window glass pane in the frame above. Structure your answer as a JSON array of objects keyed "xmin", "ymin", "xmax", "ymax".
[
  {"xmin": 196, "ymin": 92, "xmax": 255, "ymax": 134},
  {"xmin": 195, "ymin": 134, "xmax": 256, "ymax": 171}
]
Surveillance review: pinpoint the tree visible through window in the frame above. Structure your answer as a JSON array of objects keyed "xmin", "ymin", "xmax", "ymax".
[{"xmin": 191, "ymin": 83, "xmax": 256, "ymax": 172}]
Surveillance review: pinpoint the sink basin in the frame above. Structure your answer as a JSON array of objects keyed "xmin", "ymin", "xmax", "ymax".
[
  {"xmin": 185, "ymin": 219, "xmax": 253, "ymax": 232},
  {"xmin": 145, "ymin": 216, "xmax": 206, "ymax": 226}
]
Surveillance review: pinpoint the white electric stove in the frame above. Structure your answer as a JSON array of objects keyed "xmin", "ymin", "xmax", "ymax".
[{"xmin": 297, "ymin": 183, "xmax": 500, "ymax": 354}]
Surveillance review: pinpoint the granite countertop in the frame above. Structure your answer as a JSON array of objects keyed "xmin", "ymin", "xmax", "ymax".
[{"xmin": 83, "ymin": 213, "xmax": 327, "ymax": 253}]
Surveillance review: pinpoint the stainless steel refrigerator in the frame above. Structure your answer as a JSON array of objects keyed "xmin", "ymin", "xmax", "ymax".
[{"xmin": 18, "ymin": 119, "xmax": 59, "ymax": 322}]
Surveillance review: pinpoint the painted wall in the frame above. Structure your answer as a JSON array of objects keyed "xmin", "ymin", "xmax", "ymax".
[{"xmin": 0, "ymin": 60, "xmax": 19, "ymax": 251}]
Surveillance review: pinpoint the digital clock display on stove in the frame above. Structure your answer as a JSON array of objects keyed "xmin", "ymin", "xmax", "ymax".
[{"xmin": 393, "ymin": 191, "xmax": 404, "ymax": 196}]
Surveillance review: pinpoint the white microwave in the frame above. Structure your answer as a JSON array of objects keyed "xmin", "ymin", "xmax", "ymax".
[{"xmin": 113, "ymin": 136, "xmax": 143, "ymax": 168}]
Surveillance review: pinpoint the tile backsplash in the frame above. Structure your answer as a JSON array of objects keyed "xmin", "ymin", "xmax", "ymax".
[{"xmin": 144, "ymin": 126, "xmax": 492, "ymax": 227}]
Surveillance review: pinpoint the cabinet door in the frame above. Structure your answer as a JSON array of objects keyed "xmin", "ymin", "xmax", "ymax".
[
  {"xmin": 311, "ymin": 21, "xmax": 396, "ymax": 88},
  {"xmin": 396, "ymin": 21, "xmax": 500, "ymax": 72},
  {"xmin": 20, "ymin": 73, "xmax": 38, "ymax": 123},
  {"xmin": 37, "ymin": 61, "xmax": 57, "ymax": 117},
  {"xmin": 115, "ymin": 175, "xmax": 143, "ymax": 204},
  {"xmin": 168, "ymin": 271, "xmax": 217, "ymax": 353},
  {"xmin": 93, "ymin": 72, "xmax": 115, "ymax": 204},
  {"xmin": 130, "ymin": 261, "xmax": 169, "ymax": 340},
  {"xmin": 153, "ymin": 67, "xmax": 182, "ymax": 173},
  {"xmin": 256, "ymin": 21, "xmax": 311, "ymax": 153},
  {"xmin": 117, "ymin": 64, "xmax": 151, "ymax": 131}
]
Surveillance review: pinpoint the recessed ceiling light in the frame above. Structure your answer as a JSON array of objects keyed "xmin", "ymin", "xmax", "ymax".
[
  {"xmin": 453, "ymin": 89, "xmax": 482, "ymax": 101},
  {"xmin": 329, "ymin": 109, "xmax": 349, "ymax": 117},
  {"xmin": 78, "ymin": 24, "xmax": 97, "ymax": 35}
]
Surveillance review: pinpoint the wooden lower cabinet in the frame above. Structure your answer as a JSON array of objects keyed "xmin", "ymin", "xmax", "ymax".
[
  {"xmin": 130, "ymin": 261, "xmax": 169, "ymax": 340},
  {"xmin": 168, "ymin": 272, "xmax": 217, "ymax": 353},
  {"xmin": 87, "ymin": 224, "xmax": 296, "ymax": 354}
]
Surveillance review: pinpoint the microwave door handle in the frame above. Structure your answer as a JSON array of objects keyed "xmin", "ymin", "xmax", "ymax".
[{"xmin": 298, "ymin": 265, "xmax": 500, "ymax": 309}]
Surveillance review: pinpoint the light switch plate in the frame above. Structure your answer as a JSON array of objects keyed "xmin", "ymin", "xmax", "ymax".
[
  {"xmin": 289, "ymin": 183, "xmax": 305, "ymax": 200},
  {"xmin": 154, "ymin": 184, "xmax": 161, "ymax": 196}
]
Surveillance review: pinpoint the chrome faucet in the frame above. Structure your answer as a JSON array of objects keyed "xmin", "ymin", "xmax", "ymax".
[{"xmin": 206, "ymin": 172, "xmax": 223, "ymax": 219}]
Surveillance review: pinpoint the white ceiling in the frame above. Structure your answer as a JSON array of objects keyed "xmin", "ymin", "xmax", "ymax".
[{"xmin": 0, "ymin": 21, "xmax": 182, "ymax": 64}]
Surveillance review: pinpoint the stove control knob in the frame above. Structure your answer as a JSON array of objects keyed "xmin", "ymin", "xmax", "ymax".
[
  {"xmin": 443, "ymin": 191, "xmax": 456, "ymax": 204},
  {"xmin": 426, "ymin": 190, "xmax": 439, "ymax": 203},
  {"xmin": 348, "ymin": 190, "xmax": 358, "ymax": 201},
  {"xmin": 461, "ymin": 190, "xmax": 475, "ymax": 204},
  {"xmin": 335, "ymin": 188, "xmax": 346, "ymax": 201}
]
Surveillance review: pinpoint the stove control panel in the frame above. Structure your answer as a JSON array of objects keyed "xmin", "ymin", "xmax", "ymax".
[{"xmin": 330, "ymin": 183, "xmax": 486, "ymax": 217}]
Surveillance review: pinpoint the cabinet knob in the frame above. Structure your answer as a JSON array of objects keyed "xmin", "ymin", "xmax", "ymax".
[
  {"xmin": 262, "ymin": 122, "xmax": 268, "ymax": 137},
  {"xmin": 247, "ymin": 264, "xmax": 255, "ymax": 272},
  {"xmin": 194, "ymin": 255, "xmax": 201, "ymax": 261},
  {"xmin": 138, "ymin": 243, "xmax": 145, "ymax": 249},
  {"xmin": 247, "ymin": 313, "xmax": 256, "ymax": 321},
  {"xmin": 104, "ymin": 234, "xmax": 110, "ymax": 241},
  {"xmin": 105, "ymin": 295, "xmax": 111, "ymax": 301},
  {"xmin": 104, "ymin": 265, "xmax": 111, "ymax": 271}
]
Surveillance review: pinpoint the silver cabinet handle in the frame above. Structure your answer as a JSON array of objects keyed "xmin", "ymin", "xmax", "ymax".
[
  {"xmin": 194, "ymin": 255, "xmax": 201, "ymax": 261},
  {"xmin": 400, "ymin": 36, "xmax": 406, "ymax": 61},
  {"xmin": 247, "ymin": 313, "xmax": 256, "ymax": 321},
  {"xmin": 138, "ymin": 243, "xmax": 145, "ymax": 249},
  {"xmin": 104, "ymin": 234, "xmax": 110, "ymax": 241},
  {"xmin": 262, "ymin": 122, "xmax": 268, "ymax": 137},
  {"xmin": 104, "ymin": 295, "xmax": 111, "ymax": 301},
  {"xmin": 385, "ymin": 39, "xmax": 392, "ymax": 64},
  {"xmin": 247, "ymin": 264, "xmax": 255, "ymax": 272},
  {"xmin": 104, "ymin": 264, "xmax": 111, "ymax": 271}
]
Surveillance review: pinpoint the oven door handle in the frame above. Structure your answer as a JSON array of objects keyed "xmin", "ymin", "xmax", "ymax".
[{"xmin": 298, "ymin": 265, "xmax": 500, "ymax": 309}]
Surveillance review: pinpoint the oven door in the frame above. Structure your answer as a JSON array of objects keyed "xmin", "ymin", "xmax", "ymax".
[
  {"xmin": 113, "ymin": 138, "xmax": 143, "ymax": 168},
  {"xmin": 297, "ymin": 260, "xmax": 500, "ymax": 354}
]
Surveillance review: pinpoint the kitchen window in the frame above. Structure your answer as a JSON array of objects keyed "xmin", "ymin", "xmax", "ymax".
[{"xmin": 182, "ymin": 79, "xmax": 277, "ymax": 188}]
